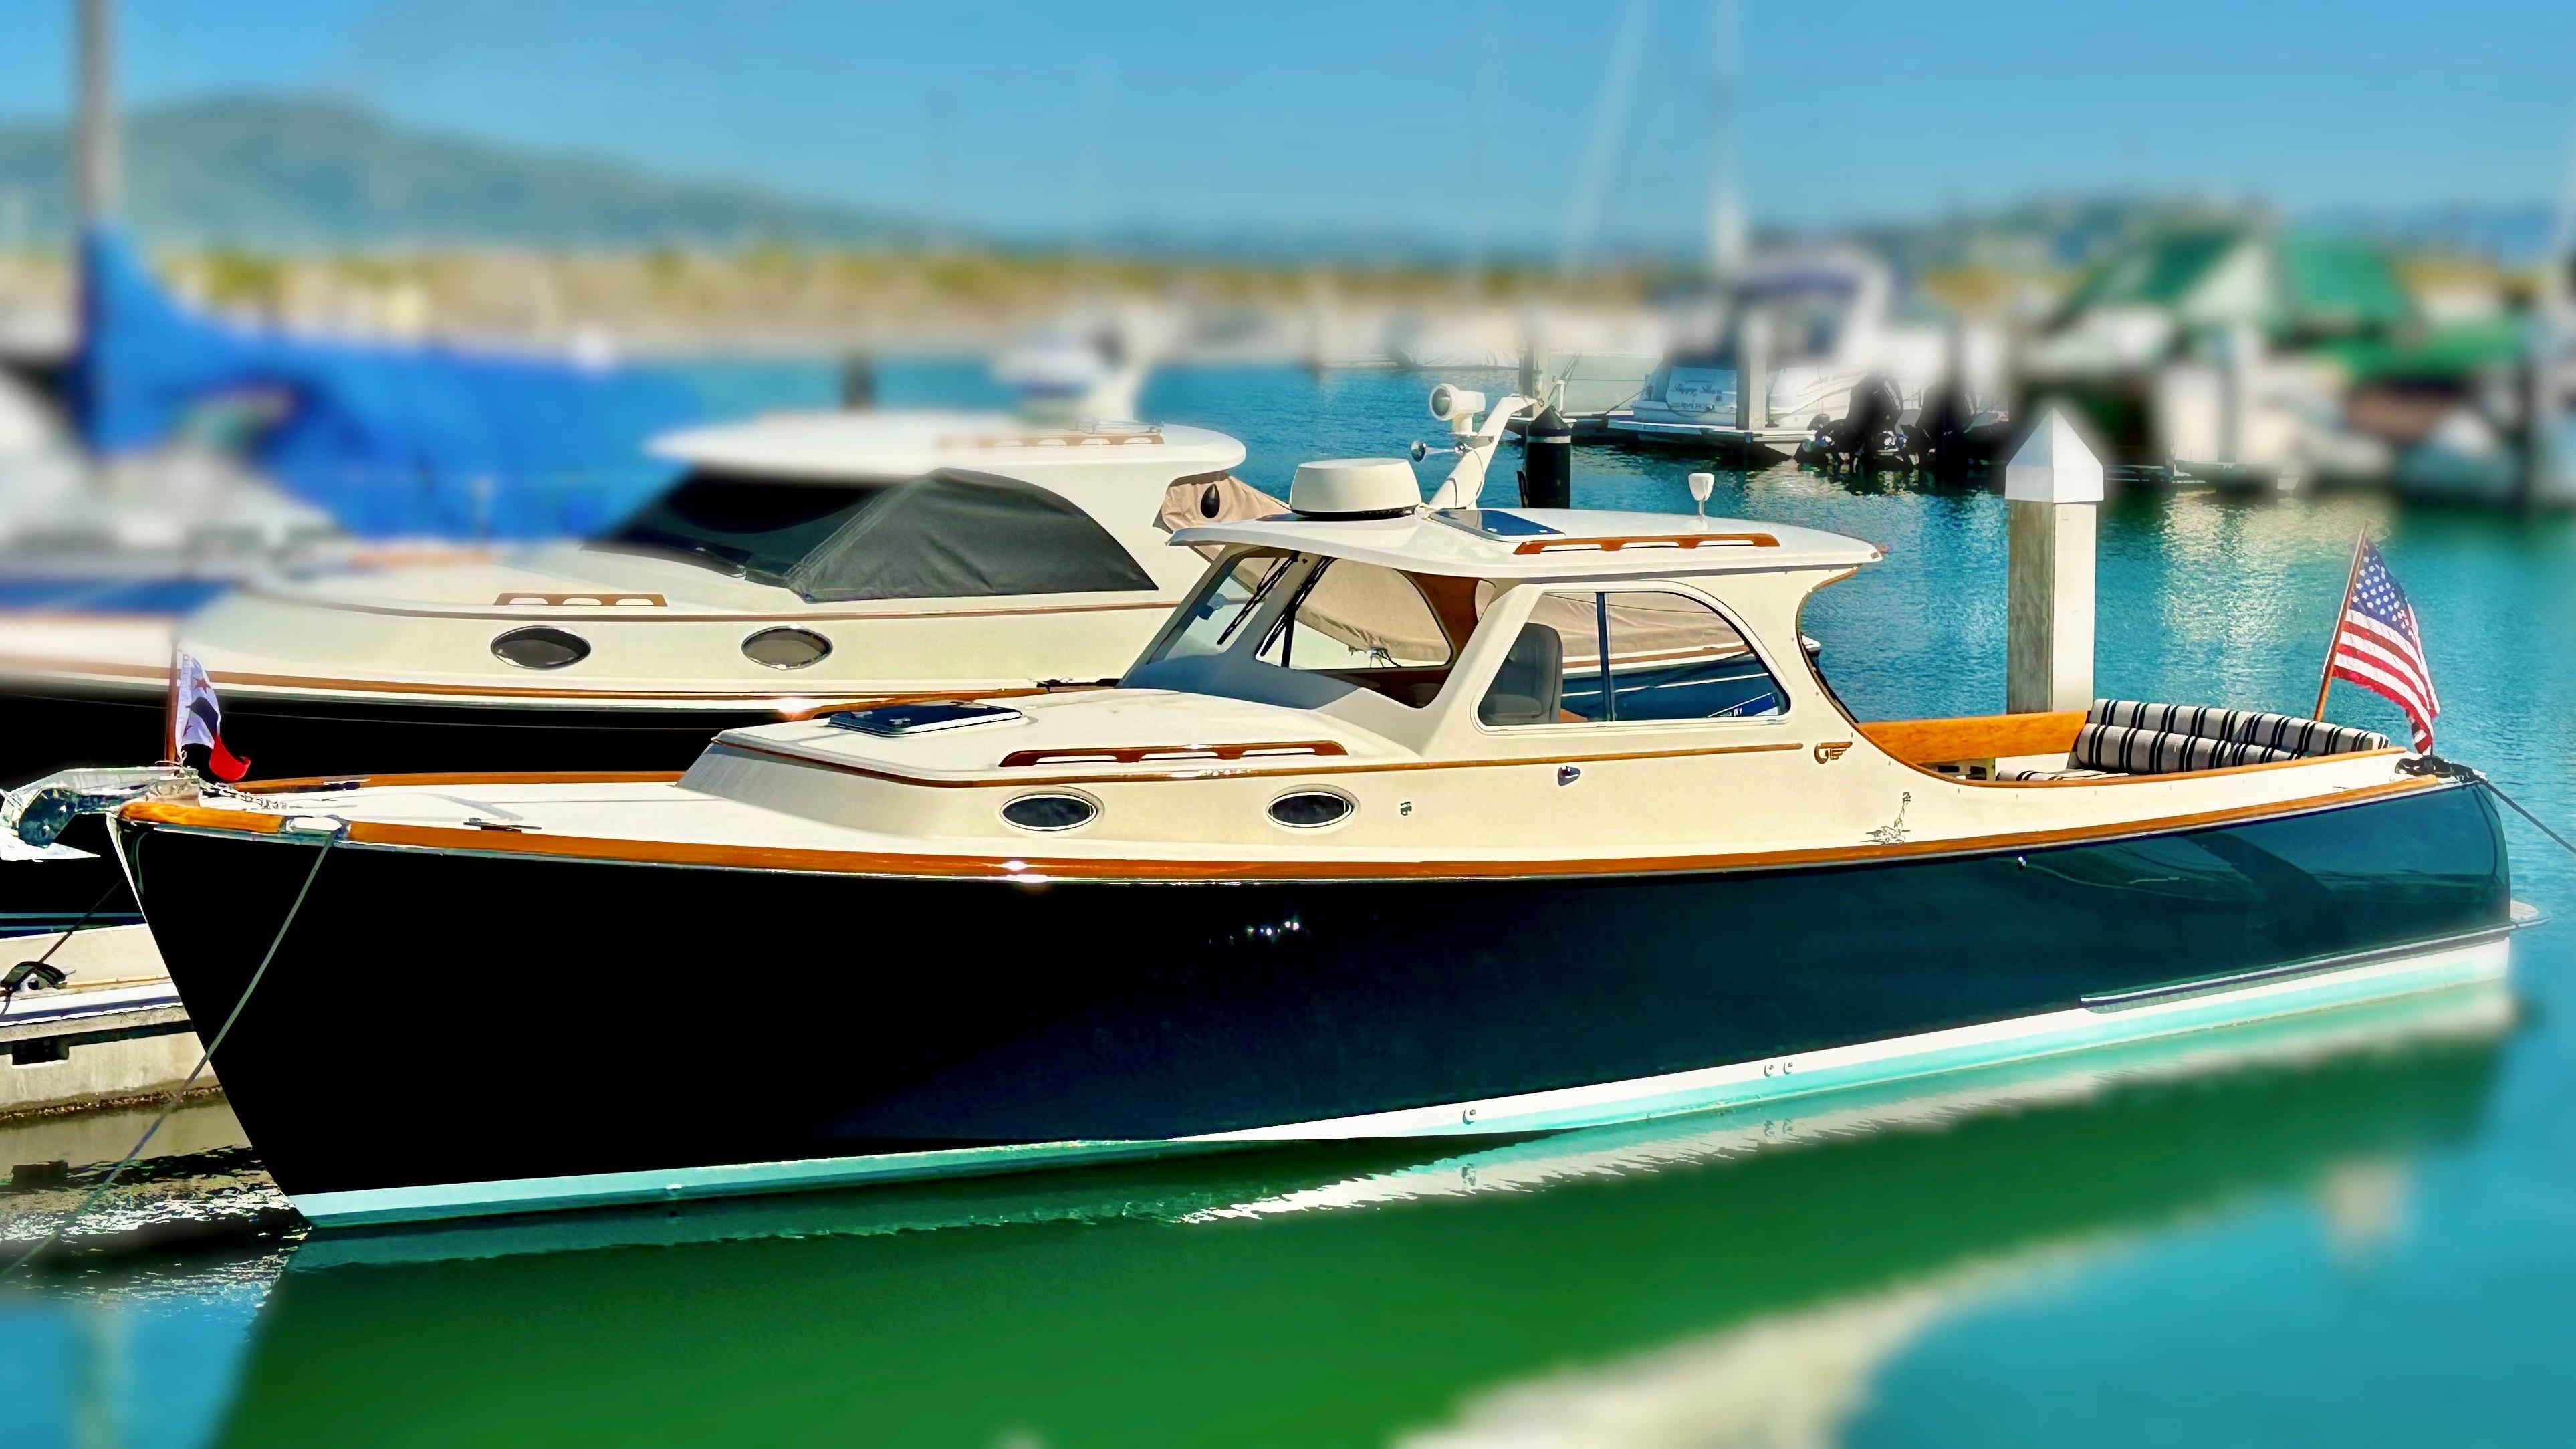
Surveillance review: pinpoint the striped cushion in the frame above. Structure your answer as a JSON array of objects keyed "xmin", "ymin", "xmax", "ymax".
[
  {"xmin": 2070, "ymin": 724, "xmax": 2298, "ymax": 775},
  {"xmin": 2227, "ymin": 712, "xmax": 2391, "ymax": 757},
  {"xmin": 2087, "ymin": 699, "xmax": 2392, "ymax": 759},
  {"xmin": 2087, "ymin": 700, "xmax": 2264, "ymax": 740}
]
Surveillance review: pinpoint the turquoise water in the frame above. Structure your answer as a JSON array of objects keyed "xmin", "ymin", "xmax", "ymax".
[{"xmin": 6, "ymin": 362, "xmax": 2575, "ymax": 1446}]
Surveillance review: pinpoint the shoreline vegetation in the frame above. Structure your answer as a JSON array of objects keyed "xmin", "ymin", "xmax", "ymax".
[
  {"xmin": 0, "ymin": 240, "xmax": 2529, "ymax": 364},
  {"xmin": 0, "ymin": 243, "xmax": 1685, "ymax": 360}
]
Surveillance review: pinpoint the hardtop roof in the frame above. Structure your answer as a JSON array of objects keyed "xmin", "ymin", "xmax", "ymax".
[{"xmin": 1170, "ymin": 506, "xmax": 1881, "ymax": 580}]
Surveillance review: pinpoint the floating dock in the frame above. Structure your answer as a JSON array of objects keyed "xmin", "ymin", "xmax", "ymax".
[{"xmin": 0, "ymin": 925, "xmax": 208, "ymax": 1117}]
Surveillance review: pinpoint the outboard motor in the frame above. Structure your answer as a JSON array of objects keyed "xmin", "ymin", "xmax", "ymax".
[
  {"xmin": 1822, "ymin": 374, "xmax": 1907, "ymax": 469},
  {"xmin": 1795, "ymin": 412, "xmax": 1835, "ymax": 466},
  {"xmin": 1914, "ymin": 374, "xmax": 1975, "ymax": 480},
  {"xmin": 1520, "ymin": 405, "xmax": 1573, "ymax": 509}
]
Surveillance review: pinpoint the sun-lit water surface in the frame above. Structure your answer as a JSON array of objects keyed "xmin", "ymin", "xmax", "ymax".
[{"xmin": 5, "ymin": 360, "xmax": 2574, "ymax": 1448}]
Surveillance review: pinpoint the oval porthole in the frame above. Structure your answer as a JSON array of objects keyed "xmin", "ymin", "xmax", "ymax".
[
  {"xmin": 742, "ymin": 626, "xmax": 832, "ymax": 670},
  {"xmin": 1001, "ymin": 794, "xmax": 1097, "ymax": 832},
  {"xmin": 491, "ymin": 626, "xmax": 590, "ymax": 670},
  {"xmin": 1268, "ymin": 791, "xmax": 1353, "ymax": 829}
]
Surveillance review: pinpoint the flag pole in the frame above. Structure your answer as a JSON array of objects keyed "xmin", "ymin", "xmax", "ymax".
[
  {"xmin": 2312, "ymin": 528, "xmax": 2369, "ymax": 720},
  {"xmin": 163, "ymin": 645, "xmax": 181, "ymax": 765}
]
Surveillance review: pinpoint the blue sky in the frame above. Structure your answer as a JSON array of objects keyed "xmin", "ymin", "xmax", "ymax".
[{"xmin": 0, "ymin": 0, "xmax": 2569, "ymax": 249}]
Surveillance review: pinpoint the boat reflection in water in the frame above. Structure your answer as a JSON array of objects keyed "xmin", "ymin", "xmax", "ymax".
[{"xmin": 216, "ymin": 983, "xmax": 2511, "ymax": 1448}]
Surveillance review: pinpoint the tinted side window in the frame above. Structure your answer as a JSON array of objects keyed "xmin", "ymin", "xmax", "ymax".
[
  {"xmin": 1480, "ymin": 589, "xmax": 1782, "ymax": 726},
  {"xmin": 1478, "ymin": 590, "xmax": 1606, "ymax": 726},
  {"xmin": 1601, "ymin": 591, "xmax": 1784, "ymax": 720}
]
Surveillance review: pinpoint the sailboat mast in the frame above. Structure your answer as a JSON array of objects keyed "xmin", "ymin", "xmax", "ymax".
[
  {"xmin": 76, "ymin": 0, "xmax": 118, "ymax": 231},
  {"xmin": 1706, "ymin": 0, "xmax": 1744, "ymax": 284}
]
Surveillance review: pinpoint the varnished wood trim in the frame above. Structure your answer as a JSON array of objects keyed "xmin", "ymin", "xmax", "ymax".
[
  {"xmin": 1851, "ymin": 711, "xmax": 2409, "ymax": 788},
  {"xmin": 774, "ymin": 688, "xmax": 1052, "ymax": 721},
  {"xmin": 717, "ymin": 736, "xmax": 1808, "ymax": 789},
  {"xmin": 120, "ymin": 776, "xmax": 2448, "ymax": 882},
  {"xmin": 495, "ymin": 592, "xmax": 666, "ymax": 607},
  {"xmin": 1513, "ymin": 532, "xmax": 1778, "ymax": 556},
  {"xmin": 130, "ymin": 804, "xmax": 289, "ymax": 836},
  {"xmin": 998, "ymin": 740, "xmax": 1348, "ymax": 768},
  {"xmin": 1858, "ymin": 711, "xmax": 2087, "ymax": 765}
]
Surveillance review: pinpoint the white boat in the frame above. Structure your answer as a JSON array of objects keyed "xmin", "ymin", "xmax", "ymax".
[
  {"xmin": 1611, "ymin": 251, "xmax": 1946, "ymax": 456},
  {"xmin": 0, "ymin": 386, "xmax": 1544, "ymax": 786},
  {"xmin": 1514, "ymin": 344, "xmax": 1663, "ymax": 439},
  {"xmin": 82, "ymin": 414, "xmax": 2523, "ymax": 1225},
  {"xmin": 1, "ymin": 412, "xmax": 1244, "ymax": 776}
]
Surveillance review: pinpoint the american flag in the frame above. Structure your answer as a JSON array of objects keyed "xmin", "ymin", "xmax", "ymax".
[{"xmin": 2327, "ymin": 541, "xmax": 2440, "ymax": 752}]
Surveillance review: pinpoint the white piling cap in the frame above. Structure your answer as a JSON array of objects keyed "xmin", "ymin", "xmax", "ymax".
[
  {"xmin": 1289, "ymin": 458, "xmax": 1422, "ymax": 519},
  {"xmin": 2005, "ymin": 408, "xmax": 2105, "ymax": 504}
]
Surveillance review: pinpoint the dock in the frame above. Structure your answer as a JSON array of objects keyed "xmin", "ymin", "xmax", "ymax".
[{"xmin": 0, "ymin": 925, "xmax": 208, "ymax": 1118}]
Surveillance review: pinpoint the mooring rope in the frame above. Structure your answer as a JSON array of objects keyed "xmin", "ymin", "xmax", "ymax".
[
  {"xmin": 2404, "ymin": 755, "xmax": 2576, "ymax": 861},
  {"xmin": 2482, "ymin": 781, "xmax": 2576, "ymax": 861},
  {"xmin": 3, "ymin": 837, "xmax": 335, "ymax": 1278}
]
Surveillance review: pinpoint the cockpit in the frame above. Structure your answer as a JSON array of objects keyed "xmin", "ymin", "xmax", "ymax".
[{"xmin": 1125, "ymin": 544, "xmax": 1794, "ymax": 729}]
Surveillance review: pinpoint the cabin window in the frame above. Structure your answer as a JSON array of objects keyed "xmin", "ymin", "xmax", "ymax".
[
  {"xmin": 1476, "ymin": 591, "xmax": 1605, "ymax": 725},
  {"xmin": 1256, "ymin": 559, "xmax": 1453, "ymax": 673},
  {"xmin": 741, "ymin": 627, "xmax": 832, "ymax": 669},
  {"xmin": 1268, "ymin": 790, "xmax": 1355, "ymax": 829},
  {"xmin": 1479, "ymin": 588, "xmax": 1784, "ymax": 726},
  {"xmin": 1000, "ymin": 794, "xmax": 1098, "ymax": 832},
  {"xmin": 491, "ymin": 626, "xmax": 591, "ymax": 670},
  {"xmin": 1598, "ymin": 592, "xmax": 1784, "ymax": 721}
]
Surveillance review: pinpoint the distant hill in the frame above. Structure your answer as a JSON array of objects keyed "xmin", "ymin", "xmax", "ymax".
[{"xmin": 0, "ymin": 96, "xmax": 914, "ymax": 250}]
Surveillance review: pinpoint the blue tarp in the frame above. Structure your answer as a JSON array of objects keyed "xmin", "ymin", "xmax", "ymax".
[{"xmin": 72, "ymin": 231, "xmax": 697, "ymax": 540}]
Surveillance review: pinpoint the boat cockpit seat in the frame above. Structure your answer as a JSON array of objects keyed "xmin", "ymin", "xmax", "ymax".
[
  {"xmin": 2013, "ymin": 700, "xmax": 2395, "ymax": 780},
  {"xmin": 1478, "ymin": 622, "xmax": 1564, "ymax": 726},
  {"xmin": 2089, "ymin": 700, "xmax": 2391, "ymax": 756}
]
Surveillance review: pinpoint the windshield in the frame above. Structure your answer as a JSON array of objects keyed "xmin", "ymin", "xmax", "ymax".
[
  {"xmin": 590, "ymin": 471, "xmax": 883, "ymax": 584},
  {"xmin": 1157, "ymin": 551, "xmax": 1295, "ymax": 661}
]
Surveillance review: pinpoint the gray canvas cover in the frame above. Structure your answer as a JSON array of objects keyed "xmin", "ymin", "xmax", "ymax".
[{"xmin": 784, "ymin": 470, "xmax": 1156, "ymax": 603}]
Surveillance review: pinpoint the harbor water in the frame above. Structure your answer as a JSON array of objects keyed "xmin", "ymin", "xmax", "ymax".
[{"xmin": 6, "ymin": 362, "xmax": 2576, "ymax": 1447}]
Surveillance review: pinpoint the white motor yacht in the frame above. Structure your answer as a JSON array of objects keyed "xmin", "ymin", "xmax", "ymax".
[
  {"xmin": 1612, "ymin": 251, "xmax": 1946, "ymax": 457},
  {"xmin": 78, "ymin": 434, "xmax": 2522, "ymax": 1226}
]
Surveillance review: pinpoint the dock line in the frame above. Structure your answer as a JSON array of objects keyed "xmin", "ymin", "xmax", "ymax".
[
  {"xmin": 2406, "ymin": 754, "xmax": 2576, "ymax": 863},
  {"xmin": 3, "ymin": 832, "xmax": 336, "ymax": 1277}
]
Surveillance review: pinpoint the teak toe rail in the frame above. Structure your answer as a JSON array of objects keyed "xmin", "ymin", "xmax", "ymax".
[
  {"xmin": 1514, "ymin": 533, "xmax": 1779, "ymax": 555},
  {"xmin": 998, "ymin": 740, "xmax": 1349, "ymax": 768}
]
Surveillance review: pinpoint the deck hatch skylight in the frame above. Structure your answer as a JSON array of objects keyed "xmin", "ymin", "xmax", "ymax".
[{"xmin": 1432, "ymin": 508, "xmax": 1562, "ymax": 540}]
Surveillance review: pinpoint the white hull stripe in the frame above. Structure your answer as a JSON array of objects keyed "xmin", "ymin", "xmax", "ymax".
[{"xmin": 290, "ymin": 932, "xmax": 2513, "ymax": 1227}]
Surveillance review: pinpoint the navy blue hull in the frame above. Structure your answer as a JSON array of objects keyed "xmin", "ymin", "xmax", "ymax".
[{"xmin": 126, "ymin": 782, "xmax": 2509, "ymax": 1202}]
